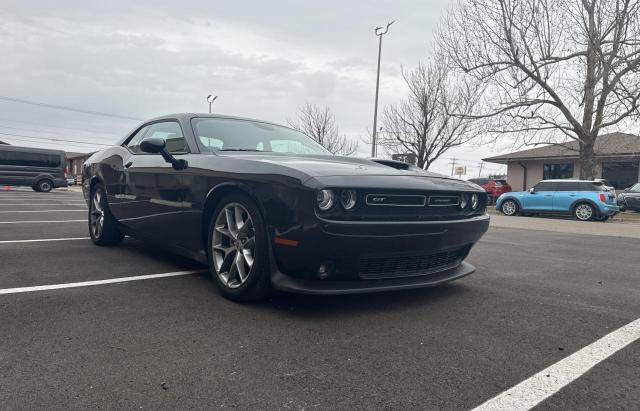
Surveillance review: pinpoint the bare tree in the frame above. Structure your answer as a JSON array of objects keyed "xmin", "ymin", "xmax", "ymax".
[
  {"xmin": 439, "ymin": 0, "xmax": 640, "ymax": 178},
  {"xmin": 287, "ymin": 103, "xmax": 358, "ymax": 156},
  {"xmin": 380, "ymin": 60, "xmax": 483, "ymax": 169}
]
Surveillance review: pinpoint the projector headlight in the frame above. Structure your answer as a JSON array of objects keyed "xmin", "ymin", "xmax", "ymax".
[
  {"xmin": 317, "ymin": 189, "xmax": 335, "ymax": 211},
  {"xmin": 340, "ymin": 190, "xmax": 357, "ymax": 210},
  {"xmin": 460, "ymin": 194, "xmax": 469, "ymax": 209},
  {"xmin": 471, "ymin": 193, "xmax": 479, "ymax": 210}
]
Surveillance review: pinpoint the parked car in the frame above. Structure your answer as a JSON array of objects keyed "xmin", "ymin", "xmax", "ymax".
[
  {"xmin": 617, "ymin": 183, "xmax": 640, "ymax": 212},
  {"xmin": 496, "ymin": 179, "xmax": 619, "ymax": 221},
  {"xmin": 468, "ymin": 178, "xmax": 512, "ymax": 199},
  {"xmin": 66, "ymin": 173, "xmax": 77, "ymax": 186},
  {"xmin": 0, "ymin": 145, "xmax": 68, "ymax": 192},
  {"xmin": 82, "ymin": 113, "xmax": 490, "ymax": 301}
]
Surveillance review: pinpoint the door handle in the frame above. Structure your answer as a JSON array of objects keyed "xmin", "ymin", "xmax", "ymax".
[
  {"xmin": 544, "ymin": 194, "xmax": 552, "ymax": 197},
  {"xmin": 124, "ymin": 161, "xmax": 133, "ymax": 168}
]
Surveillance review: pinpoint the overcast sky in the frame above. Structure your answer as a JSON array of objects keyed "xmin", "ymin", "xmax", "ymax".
[{"xmin": 0, "ymin": 0, "xmax": 507, "ymax": 176}]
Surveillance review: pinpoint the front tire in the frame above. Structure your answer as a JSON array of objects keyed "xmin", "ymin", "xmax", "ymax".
[
  {"xmin": 35, "ymin": 179, "xmax": 53, "ymax": 192},
  {"xmin": 501, "ymin": 199, "xmax": 519, "ymax": 216},
  {"xmin": 89, "ymin": 184, "xmax": 124, "ymax": 245},
  {"xmin": 207, "ymin": 193, "xmax": 271, "ymax": 302},
  {"xmin": 574, "ymin": 203, "xmax": 595, "ymax": 221}
]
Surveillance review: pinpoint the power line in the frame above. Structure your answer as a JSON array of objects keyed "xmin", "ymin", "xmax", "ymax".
[
  {"xmin": 0, "ymin": 131, "xmax": 112, "ymax": 147},
  {"xmin": 0, "ymin": 124, "xmax": 118, "ymax": 141},
  {"xmin": 0, "ymin": 95, "xmax": 144, "ymax": 121},
  {"xmin": 1, "ymin": 136, "xmax": 100, "ymax": 152},
  {"xmin": 0, "ymin": 117, "xmax": 123, "ymax": 134}
]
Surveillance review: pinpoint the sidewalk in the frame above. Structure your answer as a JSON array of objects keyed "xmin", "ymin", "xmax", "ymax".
[{"xmin": 489, "ymin": 213, "xmax": 640, "ymax": 239}]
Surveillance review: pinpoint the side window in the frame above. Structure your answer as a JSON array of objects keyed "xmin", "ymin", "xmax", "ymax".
[
  {"xmin": 125, "ymin": 126, "xmax": 150, "ymax": 153},
  {"xmin": 534, "ymin": 182, "xmax": 557, "ymax": 191},
  {"xmin": 557, "ymin": 182, "xmax": 581, "ymax": 191},
  {"xmin": 145, "ymin": 122, "xmax": 189, "ymax": 154}
]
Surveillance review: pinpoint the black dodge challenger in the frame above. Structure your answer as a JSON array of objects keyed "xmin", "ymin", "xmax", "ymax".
[{"xmin": 82, "ymin": 113, "xmax": 489, "ymax": 301}]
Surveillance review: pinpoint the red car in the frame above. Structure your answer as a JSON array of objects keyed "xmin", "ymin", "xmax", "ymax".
[{"xmin": 468, "ymin": 178, "xmax": 512, "ymax": 201}]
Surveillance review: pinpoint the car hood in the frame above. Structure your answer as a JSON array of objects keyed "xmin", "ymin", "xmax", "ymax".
[{"xmin": 215, "ymin": 152, "xmax": 482, "ymax": 191}]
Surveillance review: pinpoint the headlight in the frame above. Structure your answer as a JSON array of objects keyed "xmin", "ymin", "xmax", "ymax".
[
  {"xmin": 340, "ymin": 190, "xmax": 357, "ymax": 210},
  {"xmin": 471, "ymin": 193, "xmax": 479, "ymax": 210},
  {"xmin": 460, "ymin": 194, "xmax": 469, "ymax": 209},
  {"xmin": 317, "ymin": 189, "xmax": 335, "ymax": 211}
]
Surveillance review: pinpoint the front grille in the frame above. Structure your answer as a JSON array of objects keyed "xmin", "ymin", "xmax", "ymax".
[{"xmin": 358, "ymin": 247, "xmax": 466, "ymax": 280}]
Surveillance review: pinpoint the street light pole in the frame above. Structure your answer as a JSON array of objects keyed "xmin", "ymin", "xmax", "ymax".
[
  {"xmin": 371, "ymin": 20, "xmax": 394, "ymax": 158},
  {"xmin": 206, "ymin": 94, "xmax": 218, "ymax": 113}
]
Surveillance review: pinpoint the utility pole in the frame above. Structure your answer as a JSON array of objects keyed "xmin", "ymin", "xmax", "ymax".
[
  {"xmin": 371, "ymin": 20, "xmax": 395, "ymax": 158},
  {"xmin": 206, "ymin": 94, "xmax": 218, "ymax": 113},
  {"xmin": 449, "ymin": 158, "xmax": 457, "ymax": 176},
  {"xmin": 478, "ymin": 161, "xmax": 484, "ymax": 177}
]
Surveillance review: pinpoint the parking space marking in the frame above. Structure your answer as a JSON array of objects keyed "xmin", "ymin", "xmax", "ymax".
[
  {"xmin": 0, "ymin": 210, "xmax": 86, "ymax": 213},
  {"xmin": 0, "ymin": 220, "xmax": 85, "ymax": 224},
  {"xmin": 473, "ymin": 318, "xmax": 640, "ymax": 411},
  {"xmin": 0, "ymin": 204, "xmax": 86, "ymax": 207},
  {"xmin": 0, "ymin": 270, "xmax": 205, "ymax": 295},
  {"xmin": 0, "ymin": 237, "xmax": 90, "ymax": 244}
]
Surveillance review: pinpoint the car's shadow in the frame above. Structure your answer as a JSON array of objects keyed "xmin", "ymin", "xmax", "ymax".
[
  {"xmin": 255, "ymin": 283, "xmax": 472, "ymax": 319},
  {"xmin": 120, "ymin": 237, "xmax": 473, "ymax": 317}
]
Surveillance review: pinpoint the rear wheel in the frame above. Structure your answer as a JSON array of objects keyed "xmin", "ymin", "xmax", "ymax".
[
  {"xmin": 89, "ymin": 184, "xmax": 124, "ymax": 245},
  {"xmin": 207, "ymin": 193, "xmax": 270, "ymax": 302},
  {"xmin": 35, "ymin": 179, "xmax": 53, "ymax": 192},
  {"xmin": 501, "ymin": 199, "xmax": 519, "ymax": 216},
  {"xmin": 574, "ymin": 203, "xmax": 594, "ymax": 221}
]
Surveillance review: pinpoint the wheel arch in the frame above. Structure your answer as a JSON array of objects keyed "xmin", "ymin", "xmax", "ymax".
[
  {"xmin": 500, "ymin": 196, "xmax": 522, "ymax": 211},
  {"xmin": 201, "ymin": 182, "xmax": 267, "ymax": 253},
  {"xmin": 570, "ymin": 199, "xmax": 600, "ymax": 216}
]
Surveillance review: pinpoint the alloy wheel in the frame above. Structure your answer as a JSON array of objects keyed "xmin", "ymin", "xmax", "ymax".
[
  {"xmin": 90, "ymin": 190, "xmax": 105, "ymax": 238},
  {"xmin": 503, "ymin": 200, "xmax": 517, "ymax": 216},
  {"xmin": 212, "ymin": 203, "xmax": 256, "ymax": 289},
  {"xmin": 575, "ymin": 204, "xmax": 593, "ymax": 221}
]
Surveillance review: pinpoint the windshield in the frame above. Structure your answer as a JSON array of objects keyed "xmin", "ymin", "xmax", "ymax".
[
  {"xmin": 629, "ymin": 183, "xmax": 640, "ymax": 192},
  {"xmin": 192, "ymin": 118, "xmax": 331, "ymax": 155}
]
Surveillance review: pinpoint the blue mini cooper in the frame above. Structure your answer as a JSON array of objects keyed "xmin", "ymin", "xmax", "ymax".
[{"xmin": 496, "ymin": 179, "xmax": 619, "ymax": 221}]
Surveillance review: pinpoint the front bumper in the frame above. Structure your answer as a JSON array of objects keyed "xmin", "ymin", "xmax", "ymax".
[
  {"xmin": 271, "ymin": 261, "xmax": 476, "ymax": 295},
  {"xmin": 269, "ymin": 214, "xmax": 489, "ymax": 294}
]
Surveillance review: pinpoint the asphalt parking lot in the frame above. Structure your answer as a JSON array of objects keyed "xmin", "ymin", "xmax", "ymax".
[{"xmin": 0, "ymin": 188, "xmax": 638, "ymax": 410}]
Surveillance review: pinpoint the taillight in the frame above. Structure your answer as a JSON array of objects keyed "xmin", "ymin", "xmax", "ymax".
[{"xmin": 599, "ymin": 193, "xmax": 606, "ymax": 202}]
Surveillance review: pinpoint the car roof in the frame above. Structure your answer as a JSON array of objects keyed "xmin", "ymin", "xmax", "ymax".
[{"xmin": 147, "ymin": 113, "xmax": 287, "ymax": 128}]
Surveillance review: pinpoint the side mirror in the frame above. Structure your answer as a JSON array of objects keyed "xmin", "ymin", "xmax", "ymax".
[
  {"xmin": 139, "ymin": 137, "xmax": 188, "ymax": 170},
  {"xmin": 529, "ymin": 187, "xmax": 535, "ymax": 193},
  {"xmin": 140, "ymin": 137, "xmax": 166, "ymax": 154}
]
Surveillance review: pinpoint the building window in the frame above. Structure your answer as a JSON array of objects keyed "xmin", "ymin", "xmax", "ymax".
[
  {"xmin": 602, "ymin": 161, "xmax": 639, "ymax": 189},
  {"xmin": 543, "ymin": 163, "xmax": 574, "ymax": 180}
]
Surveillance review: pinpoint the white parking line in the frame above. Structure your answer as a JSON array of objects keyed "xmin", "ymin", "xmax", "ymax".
[
  {"xmin": 472, "ymin": 318, "xmax": 640, "ymax": 411},
  {"xmin": 0, "ymin": 204, "xmax": 86, "ymax": 207},
  {"xmin": 0, "ymin": 210, "xmax": 86, "ymax": 213},
  {"xmin": 0, "ymin": 270, "xmax": 205, "ymax": 295},
  {"xmin": 0, "ymin": 220, "xmax": 85, "ymax": 224},
  {"xmin": 0, "ymin": 237, "xmax": 90, "ymax": 244}
]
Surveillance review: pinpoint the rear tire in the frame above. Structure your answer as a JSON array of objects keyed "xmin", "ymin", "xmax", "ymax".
[
  {"xmin": 573, "ymin": 203, "xmax": 595, "ymax": 221},
  {"xmin": 207, "ymin": 192, "xmax": 271, "ymax": 302},
  {"xmin": 35, "ymin": 179, "xmax": 53, "ymax": 192},
  {"xmin": 501, "ymin": 199, "xmax": 519, "ymax": 216},
  {"xmin": 89, "ymin": 184, "xmax": 124, "ymax": 245}
]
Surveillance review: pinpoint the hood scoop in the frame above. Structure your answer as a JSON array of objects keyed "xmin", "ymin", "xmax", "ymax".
[{"xmin": 371, "ymin": 158, "xmax": 411, "ymax": 170}]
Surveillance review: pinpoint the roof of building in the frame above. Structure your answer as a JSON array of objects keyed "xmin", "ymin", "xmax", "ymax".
[
  {"xmin": 483, "ymin": 132, "xmax": 640, "ymax": 164},
  {"xmin": 65, "ymin": 151, "xmax": 94, "ymax": 159}
]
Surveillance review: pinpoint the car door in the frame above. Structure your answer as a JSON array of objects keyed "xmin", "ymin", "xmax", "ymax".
[
  {"xmin": 117, "ymin": 120, "xmax": 195, "ymax": 244},
  {"xmin": 552, "ymin": 181, "xmax": 581, "ymax": 212},
  {"xmin": 521, "ymin": 181, "xmax": 557, "ymax": 211}
]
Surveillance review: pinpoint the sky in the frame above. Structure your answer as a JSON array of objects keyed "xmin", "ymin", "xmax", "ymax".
[{"xmin": 0, "ymin": 0, "xmax": 508, "ymax": 177}]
